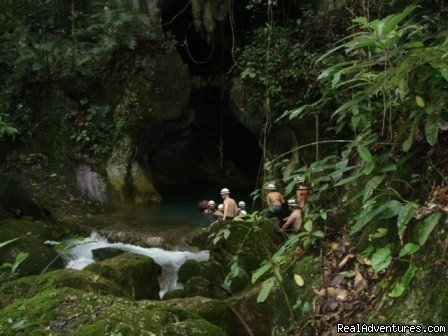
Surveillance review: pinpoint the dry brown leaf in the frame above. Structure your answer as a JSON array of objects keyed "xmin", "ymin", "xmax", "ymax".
[{"xmin": 338, "ymin": 254, "xmax": 354, "ymax": 269}]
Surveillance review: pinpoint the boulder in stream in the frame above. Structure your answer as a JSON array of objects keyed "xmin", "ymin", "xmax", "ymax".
[
  {"xmin": 91, "ymin": 247, "xmax": 126, "ymax": 261},
  {"xmin": 85, "ymin": 252, "xmax": 161, "ymax": 300}
]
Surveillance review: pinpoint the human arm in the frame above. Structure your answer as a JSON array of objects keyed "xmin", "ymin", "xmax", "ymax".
[
  {"xmin": 280, "ymin": 216, "xmax": 294, "ymax": 232},
  {"xmin": 223, "ymin": 201, "xmax": 228, "ymax": 221}
]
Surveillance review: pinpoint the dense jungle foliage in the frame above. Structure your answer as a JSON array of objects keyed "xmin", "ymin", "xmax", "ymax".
[{"xmin": 1, "ymin": 0, "xmax": 448, "ymax": 335}]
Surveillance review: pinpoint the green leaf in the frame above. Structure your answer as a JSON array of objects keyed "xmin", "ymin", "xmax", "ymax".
[
  {"xmin": 304, "ymin": 221, "xmax": 313, "ymax": 232},
  {"xmin": 252, "ymin": 263, "xmax": 272, "ymax": 284},
  {"xmin": 371, "ymin": 246, "xmax": 392, "ymax": 273},
  {"xmin": 0, "ymin": 238, "xmax": 18, "ymax": 248},
  {"xmin": 397, "ymin": 204, "xmax": 414, "ymax": 242},
  {"xmin": 418, "ymin": 213, "xmax": 441, "ymax": 246},
  {"xmin": 388, "ymin": 283, "xmax": 405, "ymax": 298},
  {"xmin": 357, "ymin": 144, "xmax": 373, "ymax": 163},
  {"xmin": 415, "ymin": 96, "xmax": 425, "ymax": 108},
  {"xmin": 12, "ymin": 252, "xmax": 28, "ymax": 273},
  {"xmin": 425, "ymin": 114, "xmax": 439, "ymax": 146},
  {"xmin": 402, "ymin": 132, "xmax": 413, "ymax": 153},
  {"xmin": 363, "ymin": 176, "xmax": 385, "ymax": 202},
  {"xmin": 399, "ymin": 243, "xmax": 420, "ymax": 258},
  {"xmin": 389, "ymin": 265, "xmax": 417, "ymax": 298},
  {"xmin": 257, "ymin": 277, "xmax": 275, "ymax": 303},
  {"xmin": 313, "ymin": 231, "xmax": 324, "ymax": 238}
]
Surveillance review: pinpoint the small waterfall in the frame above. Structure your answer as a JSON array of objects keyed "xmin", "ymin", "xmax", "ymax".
[
  {"xmin": 76, "ymin": 165, "xmax": 108, "ymax": 202},
  {"xmin": 64, "ymin": 232, "xmax": 209, "ymax": 298}
]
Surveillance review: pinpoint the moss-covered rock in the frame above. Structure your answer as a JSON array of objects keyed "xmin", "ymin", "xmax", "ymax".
[
  {"xmin": 366, "ymin": 239, "xmax": 448, "ymax": 329},
  {"xmin": 85, "ymin": 252, "xmax": 161, "ymax": 300},
  {"xmin": 162, "ymin": 289, "xmax": 187, "ymax": 300},
  {"xmin": 229, "ymin": 267, "xmax": 250, "ymax": 294},
  {"xmin": 228, "ymin": 254, "xmax": 322, "ymax": 336},
  {"xmin": 184, "ymin": 276, "xmax": 228, "ymax": 300},
  {"xmin": 156, "ymin": 296, "xmax": 247, "ymax": 336},
  {"xmin": 92, "ymin": 247, "xmax": 126, "ymax": 261},
  {"xmin": 0, "ymin": 219, "xmax": 64, "ymax": 277},
  {"xmin": 207, "ymin": 219, "xmax": 282, "ymax": 274},
  {"xmin": 0, "ymin": 288, "xmax": 228, "ymax": 335},
  {"xmin": 178, "ymin": 259, "xmax": 203, "ymax": 284},
  {"xmin": 186, "ymin": 227, "xmax": 210, "ymax": 249},
  {"xmin": 0, "ymin": 268, "xmax": 129, "ymax": 309}
]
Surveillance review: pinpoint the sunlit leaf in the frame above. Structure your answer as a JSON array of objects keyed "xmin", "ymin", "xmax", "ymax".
[
  {"xmin": 294, "ymin": 274, "xmax": 304, "ymax": 287},
  {"xmin": 371, "ymin": 246, "xmax": 392, "ymax": 273},
  {"xmin": 257, "ymin": 277, "xmax": 275, "ymax": 303},
  {"xmin": 418, "ymin": 213, "xmax": 441, "ymax": 246}
]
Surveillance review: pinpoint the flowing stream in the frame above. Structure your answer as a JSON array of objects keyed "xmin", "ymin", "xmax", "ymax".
[{"xmin": 64, "ymin": 231, "xmax": 209, "ymax": 298}]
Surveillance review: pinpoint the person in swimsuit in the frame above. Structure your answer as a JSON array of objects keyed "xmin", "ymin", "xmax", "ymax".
[
  {"xmin": 204, "ymin": 200, "xmax": 216, "ymax": 214},
  {"xmin": 237, "ymin": 201, "xmax": 247, "ymax": 216},
  {"xmin": 221, "ymin": 188, "xmax": 238, "ymax": 221},
  {"xmin": 280, "ymin": 199, "xmax": 302, "ymax": 233},
  {"xmin": 264, "ymin": 183, "xmax": 285, "ymax": 218}
]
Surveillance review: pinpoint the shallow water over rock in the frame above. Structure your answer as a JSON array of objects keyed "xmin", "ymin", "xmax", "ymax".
[{"xmin": 64, "ymin": 232, "xmax": 209, "ymax": 298}]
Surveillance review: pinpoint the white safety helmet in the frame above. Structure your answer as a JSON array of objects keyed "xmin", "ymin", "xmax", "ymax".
[
  {"xmin": 218, "ymin": 204, "xmax": 224, "ymax": 211},
  {"xmin": 287, "ymin": 199, "xmax": 298, "ymax": 207},
  {"xmin": 266, "ymin": 183, "xmax": 276, "ymax": 190},
  {"xmin": 220, "ymin": 188, "xmax": 230, "ymax": 195},
  {"xmin": 208, "ymin": 200, "xmax": 216, "ymax": 207},
  {"xmin": 238, "ymin": 201, "xmax": 246, "ymax": 207},
  {"xmin": 295, "ymin": 176, "xmax": 304, "ymax": 183}
]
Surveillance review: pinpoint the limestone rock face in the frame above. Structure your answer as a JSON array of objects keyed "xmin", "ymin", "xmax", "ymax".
[
  {"xmin": 85, "ymin": 252, "xmax": 162, "ymax": 300},
  {"xmin": 106, "ymin": 136, "xmax": 161, "ymax": 206}
]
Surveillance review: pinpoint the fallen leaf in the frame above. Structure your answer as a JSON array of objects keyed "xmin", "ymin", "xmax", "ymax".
[
  {"xmin": 294, "ymin": 274, "xmax": 304, "ymax": 287},
  {"xmin": 363, "ymin": 258, "xmax": 371, "ymax": 266},
  {"xmin": 338, "ymin": 254, "xmax": 354, "ymax": 269},
  {"xmin": 50, "ymin": 173, "xmax": 58, "ymax": 178}
]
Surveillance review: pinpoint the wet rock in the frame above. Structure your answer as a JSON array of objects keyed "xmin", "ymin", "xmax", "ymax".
[
  {"xmin": 91, "ymin": 247, "xmax": 126, "ymax": 261},
  {"xmin": 0, "ymin": 288, "xmax": 229, "ymax": 335},
  {"xmin": 178, "ymin": 259, "xmax": 203, "ymax": 284},
  {"xmin": 162, "ymin": 289, "xmax": 187, "ymax": 300},
  {"xmin": 0, "ymin": 219, "xmax": 64, "ymax": 277},
  {"xmin": 185, "ymin": 227, "xmax": 210, "ymax": 249},
  {"xmin": 85, "ymin": 252, "xmax": 161, "ymax": 300},
  {"xmin": 229, "ymin": 267, "xmax": 250, "ymax": 294},
  {"xmin": 207, "ymin": 219, "xmax": 282, "ymax": 274},
  {"xmin": 179, "ymin": 260, "xmax": 226, "ymax": 286},
  {"xmin": 0, "ymin": 268, "xmax": 129, "ymax": 309},
  {"xmin": 184, "ymin": 276, "xmax": 228, "ymax": 300}
]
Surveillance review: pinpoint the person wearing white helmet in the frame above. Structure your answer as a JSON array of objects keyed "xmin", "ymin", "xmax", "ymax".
[
  {"xmin": 280, "ymin": 199, "xmax": 302, "ymax": 233},
  {"xmin": 237, "ymin": 201, "xmax": 247, "ymax": 216},
  {"xmin": 264, "ymin": 182, "xmax": 284, "ymax": 218},
  {"xmin": 204, "ymin": 200, "xmax": 216, "ymax": 214},
  {"xmin": 220, "ymin": 188, "xmax": 238, "ymax": 221}
]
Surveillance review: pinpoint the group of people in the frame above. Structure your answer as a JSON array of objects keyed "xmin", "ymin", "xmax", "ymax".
[
  {"xmin": 198, "ymin": 188, "xmax": 247, "ymax": 221},
  {"xmin": 198, "ymin": 179, "xmax": 310, "ymax": 235}
]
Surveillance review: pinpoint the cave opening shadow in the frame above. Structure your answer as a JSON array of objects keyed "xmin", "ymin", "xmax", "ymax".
[{"xmin": 143, "ymin": 83, "xmax": 262, "ymax": 201}]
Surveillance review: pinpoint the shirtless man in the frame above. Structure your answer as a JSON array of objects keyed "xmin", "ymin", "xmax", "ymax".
[
  {"xmin": 265, "ymin": 183, "xmax": 285, "ymax": 218},
  {"xmin": 220, "ymin": 188, "xmax": 238, "ymax": 221},
  {"xmin": 296, "ymin": 182, "xmax": 310, "ymax": 208},
  {"xmin": 280, "ymin": 199, "xmax": 302, "ymax": 233}
]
